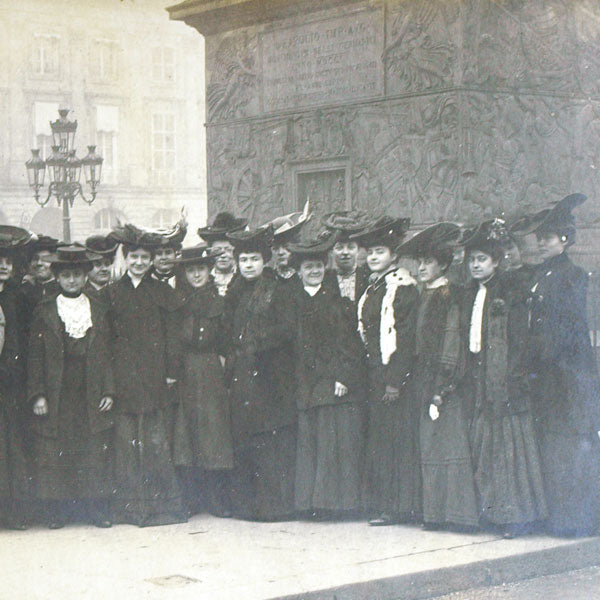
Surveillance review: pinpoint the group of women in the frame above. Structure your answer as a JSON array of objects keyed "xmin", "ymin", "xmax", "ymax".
[{"xmin": 0, "ymin": 191, "xmax": 598, "ymax": 538}]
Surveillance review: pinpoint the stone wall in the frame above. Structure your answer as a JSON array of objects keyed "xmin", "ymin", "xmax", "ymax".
[{"xmin": 172, "ymin": 0, "xmax": 600, "ymax": 259}]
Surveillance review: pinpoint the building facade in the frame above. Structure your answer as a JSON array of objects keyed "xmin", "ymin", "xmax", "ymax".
[
  {"xmin": 168, "ymin": 0, "xmax": 600, "ymax": 267},
  {"xmin": 0, "ymin": 0, "xmax": 207, "ymax": 242}
]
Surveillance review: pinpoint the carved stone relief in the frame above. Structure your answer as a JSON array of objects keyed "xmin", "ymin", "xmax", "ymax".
[
  {"xmin": 204, "ymin": 1, "xmax": 600, "ymax": 231},
  {"xmin": 462, "ymin": 0, "xmax": 581, "ymax": 93},
  {"xmin": 385, "ymin": 0, "xmax": 460, "ymax": 94},
  {"xmin": 206, "ymin": 31, "xmax": 260, "ymax": 121}
]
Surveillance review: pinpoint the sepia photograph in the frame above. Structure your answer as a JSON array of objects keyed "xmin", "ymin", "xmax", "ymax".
[{"xmin": 1, "ymin": 0, "xmax": 600, "ymax": 598}]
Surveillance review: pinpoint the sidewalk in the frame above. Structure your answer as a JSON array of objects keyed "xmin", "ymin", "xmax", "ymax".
[{"xmin": 2, "ymin": 515, "xmax": 599, "ymax": 600}]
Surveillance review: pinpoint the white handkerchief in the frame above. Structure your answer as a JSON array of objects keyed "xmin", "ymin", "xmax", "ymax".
[{"xmin": 429, "ymin": 404, "xmax": 440, "ymax": 421}]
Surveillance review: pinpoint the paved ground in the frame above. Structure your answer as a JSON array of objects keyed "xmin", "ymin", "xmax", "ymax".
[
  {"xmin": 1, "ymin": 515, "xmax": 599, "ymax": 600},
  {"xmin": 433, "ymin": 566, "xmax": 600, "ymax": 599}
]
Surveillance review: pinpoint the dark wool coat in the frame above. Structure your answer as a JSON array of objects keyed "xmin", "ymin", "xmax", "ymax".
[
  {"xmin": 224, "ymin": 270, "xmax": 296, "ymax": 440},
  {"xmin": 459, "ymin": 272, "xmax": 547, "ymax": 525},
  {"xmin": 173, "ymin": 282, "xmax": 233, "ymax": 469},
  {"xmin": 105, "ymin": 274, "xmax": 181, "ymax": 415},
  {"xmin": 0, "ymin": 281, "xmax": 28, "ymax": 404},
  {"xmin": 528, "ymin": 252, "xmax": 600, "ymax": 534},
  {"xmin": 415, "ymin": 283, "xmax": 478, "ymax": 527},
  {"xmin": 459, "ymin": 272, "xmax": 532, "ymax": 419},
  {"xmin": 270, "ymin": 282, "xmax": 367, "ymax": 410},
  {"xmin": 528, "ymin": 252, "xmax": 600, "ymax": 432},
  {"xmin": 324, "ymin": 265, "xmax": 370, "ymax": 318},
  {"xmin": 358, "ymin": 270, "xmax": 419, "ymax": 389},
  {"xmin": 27, "ymin": 295, "xmax": 115, "ymax": 438},
  {"xmin": 0, "ymin": 281, "xmax": 32, "ymax": 500}
]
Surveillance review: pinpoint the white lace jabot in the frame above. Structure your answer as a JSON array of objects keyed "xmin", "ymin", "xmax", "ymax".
[{"xmin": 57, "ymin": 294, "xmax": 93, "ymax": 339}]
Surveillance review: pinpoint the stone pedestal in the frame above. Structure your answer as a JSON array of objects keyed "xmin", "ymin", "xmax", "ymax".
[{"xmin": 169, "ymin": 0, "xmax": 600, "ymax": 257}]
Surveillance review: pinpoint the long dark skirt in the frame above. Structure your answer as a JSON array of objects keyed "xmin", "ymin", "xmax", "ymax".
[
  {"xmin": 362, "ymin": 369, "xmax": 421, "ymax": 519},
  {"xmin": 0, "ymin": 404, "xmax": 33, "ymax": 502},
  {"xmin": 33, "ymin": 354, "xmax": 112, "ymax": 501},
  {"xmin": 470, "ymin": 409, "xmax": 547, "ymax": 526},
  {"xmin": 229, "ymin": 425, "xmax": 296, "ymax": 521},
  {"xmin": 532, "ymin": 365, "xmax": 600, "ymax": 535},
  {"xmin": 173, "ymin": 352, "xmax": 233, "ymax": 470},
  {"xmin": 420, "ymin": 392, "xmax": 478, "ymax": 527},
  {"xmin": 295, "ymin": 402, "xmax": 364, "ymax": 513},
  {"xmin": 112, "ymin": 409, "xmax": 186, "ymax": 527}
]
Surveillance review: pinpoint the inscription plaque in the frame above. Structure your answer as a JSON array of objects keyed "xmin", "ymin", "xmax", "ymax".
[{"xmin": 261, "ymin": 7, "xmax": 383, "ymax": 112}]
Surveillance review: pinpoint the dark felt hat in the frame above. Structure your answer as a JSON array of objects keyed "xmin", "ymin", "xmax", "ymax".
[
  {"xmin": 321, "ymin": 210, "xmax": 370, "ymax": 241},
  {"xmin": 85, "ymin": 234, "xmax": 119, "ymax": 258},
  {"xmin": 460, "ymin": 218, "xmax": 510, "ymax": 259},
  {"xmin": 175, "ymin": 244, "xmax": 222, "ymax": 265},
  {"xmin": 349, "ymin": 216, "xmax": 410, "ymax": 248},
  {"xmin": 227, "ymin": 225, "xmax": 274, "ymax": 255},
  {"xmin": 47, "ymin": 245, "xmax": 95, "ymax": 271},
  {"xmin": 197, "ymin": 212, "xmax": 248, "ymax": 241},
  {"xmin": 288, "ymin": 237, "xmax": 334, "ymax": 258},
  {"xmin": 0, "ymin": 226, "xmax": 35, "ymax": 252},
  {"xmin": 519, "ymin": 193, "xmax": 586, "ymax": 241},
  {"xmin": 28, "ymin": 234, "xmax": 62, "ymax": 254},
  {"xmin": 397, "ymin": 222, "xmax": 461, "ymax": 258}
]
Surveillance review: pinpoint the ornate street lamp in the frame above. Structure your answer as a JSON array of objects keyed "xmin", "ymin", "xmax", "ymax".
[{"xmin": 25, "ymin": 109, "xmax": 103, "ymax": 242}]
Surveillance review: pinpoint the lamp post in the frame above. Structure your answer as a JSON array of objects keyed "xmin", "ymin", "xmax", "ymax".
[{"xmin": 25, "ymin": 109, "xmax": 103, "ymax": 243}]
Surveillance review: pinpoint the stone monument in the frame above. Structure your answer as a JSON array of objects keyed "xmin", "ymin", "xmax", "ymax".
[{"xmin": 168, "ymin": 0, "xmax": 600, "ymax": 259}]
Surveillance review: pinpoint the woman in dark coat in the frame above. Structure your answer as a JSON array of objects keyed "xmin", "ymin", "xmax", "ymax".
[
  {"xmin": 27, "ymin": 246, "xmax": 115, "ymax": 528},
  {"xmin": 274, "ymin": 239, "xmax": 367, "ymax": 517},
  {"xmin": 173, "ymin": 244, "xmax": 234, "ymax": 517},
  {"xmin": 460, "ymin": 220, "xmax": 547, "ymax": 537},
  {"xmin": 105, "ymin": 224, "xmax": 186, "ymax": 527},
  {"xmin": 526, "ymin": 193, "xmax": 600, "ymax": 536},
  {"xmin": 350, "ymin": 216, "xmax": 421, "ymax": 526},
  {"xmin": 224, "ymin": 227, "xmax": 297, "ymax": 521},
  {"xmin": 0, "ymin": 226, "xmax": 35, "ymax": 529},
  {"xmin": 398, "ymin": 223, "xmax": 479, "ymax": 531}
]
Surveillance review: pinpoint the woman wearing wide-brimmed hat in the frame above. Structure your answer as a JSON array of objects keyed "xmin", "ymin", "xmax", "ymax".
[
  {"xmin": 197, "ymin": 212, "xmax": 248, "ymax": 297},
  {"xmin": 524, "ymin": 193, "xmax": 600, "ymax": 536},
  {"xmin": 273, "ymin": 238, "xmax": 367, "ymax": 518},
  {"xmin": 321, "ymin": 211, "xmax": 371, "ymax": 311},
  {"xmin": 350, "ymin": 216, "xmax": 421, "ymax": 526},
  {"xmin": 0, "ymin": 226, "xmax": 36, "ymax": 529},
  {"xmin": 459, "ymin": 220, "xmax": 547, "ymax": 537},
  {"xmin": 27, "ymin": 246, "xmax": 115, "ymax": 529},
  {"xmin": 398, "ymin": 223, "xmax": 479, "ymax": 531},
  {"xmin": 83, "ymin": 234, "xmax": 119, "ymax": 300},
  {"xmin": 172, "ymin": 244, "xmax": 234, "ymax": 517},
  {"xmin": 223, "ymin": 226, "xmax": 297, "ymax": 521},
  {"xmin": 104, "ymin": 224, "xmax": 186, "ymax": 527}
]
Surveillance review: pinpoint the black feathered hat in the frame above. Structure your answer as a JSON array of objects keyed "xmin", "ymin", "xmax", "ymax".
[
  {"xmin": 460, "ymin": 218, "xmax": 510, "ymax": 261},
  {"xmin": 397, "ymin": 222, "xmax": 461, "ymax": 259},
  {"xmin": 175, "ymin": 244, "xmax": 222, "ymax": 266},
  {"xmin": 85, "ymin": 234, "xmax": 119, "ymax": 259},
  {"xmin": 197, "ymin": 212, "xmax": 248, "ymax": 242},
  {"xmin": 349, "ymin": 216, "xmax": 410, "ymax": 249},
  {"xmin": 0, "ymin": 226, "xmax": 35, "ymax": 255},
  {"xmin": 519, "ymin": 193, "xmax": 586, "ymax": 245},
  {"xmin": 287, "ymin": 237, "xmax": 334, "ymax": 269},
  {"xmin": 227, "ymin": 226, "xmax": 274, "ymax": 262}
]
